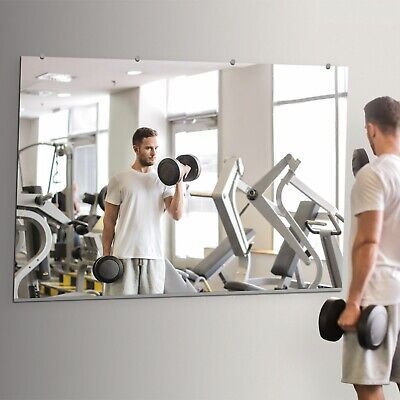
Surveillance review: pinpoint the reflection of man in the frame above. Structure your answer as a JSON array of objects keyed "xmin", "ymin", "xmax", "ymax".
[
  {"xmin": 102, "ymin": 127, "xmax": 188, "ymax": 295},
  {"xmin": 52, "ymin": 182, "xmax": 81, "ymax": 248},
  {"xmin": 51, "ymin": 182, "xmax": 81, "ymax": 216},
  {"xmin": 338, "ymin": 97, "xmax": 400, "ymax": 399}
]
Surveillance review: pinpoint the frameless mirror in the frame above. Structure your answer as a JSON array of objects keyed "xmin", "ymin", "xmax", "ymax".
[{"xmin": 15, "ymin": 56, "xmax": 348, "ymax": 301}]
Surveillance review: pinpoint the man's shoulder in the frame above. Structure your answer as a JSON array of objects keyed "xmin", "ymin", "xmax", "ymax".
[
  {"xmin": 353, "ymin": 163, "xmax": 383, "ymax": 192},
  {"xmin": 368, "ymin": 155, "xmax": 400, "ymax": 180},
  {"xmin": 356, "ymin": 162, "xmax": 376, "ymax": 180},
  {"xmin": 110, "ymin": 169, "xmax": 133, "ymax": 181}
]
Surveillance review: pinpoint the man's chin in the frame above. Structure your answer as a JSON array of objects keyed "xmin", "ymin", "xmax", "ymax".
[{"xmin": 142, "ymin": 160, "xmax": 155, "ymax": 167}]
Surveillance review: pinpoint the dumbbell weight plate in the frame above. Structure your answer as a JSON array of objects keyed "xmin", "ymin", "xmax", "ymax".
[
  {"xmin": 319, "ymin": 298, "xmax": 346, "ymax": 342},
  {"xmin": 357, "ymin": 305, "xmax": 388, "ymax": 350},
  {"xmin": 176, "ymin": 154, "xmax": 201, "ymax": 182},
  {"xmin": 352, "ymin": 148, "xmax": 370, "ymax": 177},
  {"xmin": 92, "ymin": 256, "xmax": 124, "ymax": 283},
  {"xmin": 82, "ymin": 192, "xmax": 96, "ymax": 205},
  {"xmin": 98, "ymin": 186, "xmax": 108, "ymax": 212},
  {"xmin": 157, "ymin": 158, "xmax": 181, "ymax": 186}
]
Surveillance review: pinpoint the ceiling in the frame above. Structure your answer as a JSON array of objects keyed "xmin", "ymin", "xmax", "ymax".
[{"xmin": 20, "ymin": 56, "xmax": 246, "ymax": 118}]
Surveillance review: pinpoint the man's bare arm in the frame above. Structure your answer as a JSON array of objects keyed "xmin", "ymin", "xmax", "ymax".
[
  {"xmin": 338, "ymin": 210, "xmax": 383, "ymax": 330},
  {"xmin": 164, "ymin": 181, "xmax": 186, "ymax": 221},
  {"xmin": 102, "ymin": 202, "xmax": 120, "ymax": 256}
]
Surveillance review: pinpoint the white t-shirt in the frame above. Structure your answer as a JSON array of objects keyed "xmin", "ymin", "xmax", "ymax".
[
  {"xmin": 351, "ymin": 154, "xmax": 400, "ymax": 305},
  {"xmin": 105, "ymin": 168, "xmax": 175, "ymax": 259}
]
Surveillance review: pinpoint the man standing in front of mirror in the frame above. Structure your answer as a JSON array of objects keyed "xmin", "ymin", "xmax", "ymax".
[
  {"xmin": 102, "ymin": 127, "xmax": 188, "ymax": 296},
  {"xmin": 338, "ymin": 97, "xmax": 400, "ymax": 400}
]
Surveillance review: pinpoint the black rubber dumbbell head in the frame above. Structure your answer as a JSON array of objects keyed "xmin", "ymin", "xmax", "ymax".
[
  {"xmin": 352, "ymin": 148, "xmax": 369, "ymax": 177},
  {"xmin": 157, "ymin": 158, "xmax": 181, "ymax": 186},
  {"xmin": 319, "ymin": 298, "xmax": 346, "ymax": 342},
  {"xmin": 92, "ymin": 256, "xmax": 124, "ymax": 283},
  {"xmin": 98, "ymin": 186, "xmax": 107, "ymax": 211},
  {"xmin": 358, "ymin": 305, "xmax": 388, "ymax": 350}
]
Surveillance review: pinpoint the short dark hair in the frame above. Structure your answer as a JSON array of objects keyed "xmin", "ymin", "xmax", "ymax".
[
  {"xmin": 364, "ymin": 96, "xmax": 400, "ymax": 133},
  {"xmin": 132, "ymin": 127, "xmax": 158, "ymax": 146}
]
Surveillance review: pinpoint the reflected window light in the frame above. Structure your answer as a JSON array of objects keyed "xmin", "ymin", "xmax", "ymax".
[
  {"xmin": 167, "ymin": 71, "xmax": 218, "ymax": 115},
  {"xmin": 174, "ymin": 129, "xmax": 219, "ymax": 259},
  {"xmin": 272, "ymin": 65, "xmax": 348, "ymax": 253}
]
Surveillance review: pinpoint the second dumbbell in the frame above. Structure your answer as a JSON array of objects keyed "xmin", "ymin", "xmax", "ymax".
[
  {"xmin": 319, "ymin": 298, "xmax": 388, "ymax": 350},
  {"xmin": 92, "ymin": 255, "xmax": 124, "ymax": 283},
  {"xmin": 157, "ymin": 154, "xmax": 201, "ymax": 186}
]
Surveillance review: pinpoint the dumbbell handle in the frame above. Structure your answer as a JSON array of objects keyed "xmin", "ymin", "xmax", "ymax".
[
  {"xmin": 34, "ymin": 193, "xmax": 53, "ymax": 206},
  {"xmin": 68, "ymin": 220, "xmax": 88, "ymax": 228},
  {"xmin": 319, "ymin": 298, "xmax": 388, "ymax": 350},
  {"xmin": 190, "ymin": 191, "xmax": 212, "ymax": 198}
]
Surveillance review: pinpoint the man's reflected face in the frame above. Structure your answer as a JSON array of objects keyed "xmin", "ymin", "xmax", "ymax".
[{"xmin": 134, "ymin": 136, "xmax": 158, "ymax": 166}]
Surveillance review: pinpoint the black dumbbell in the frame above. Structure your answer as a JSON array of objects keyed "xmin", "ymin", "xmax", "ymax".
[
  {"xmin": 319, "ymin": 298, "xmax": 388, "ymax": 350},
  {"xmin": 352, "ymin": 148, "xmax": 369, "ymax": 177},
  {"xmin": 92, "ymin": 255, "xmax": 124, "ymax": 283},
  {"xmin": 157, "ymin": 154, "xmax": 201, "ymax": 186},
  {"xmin": 68, "ymin": 219, "xmax": 89, "ymax": 235},
  {"xmin": 97, "ymin": 186, "xmax": 107, "ymax": 211}
]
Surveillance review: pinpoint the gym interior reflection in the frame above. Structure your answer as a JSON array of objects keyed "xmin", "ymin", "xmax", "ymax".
[{"xmin": 15, "ymin": 56, "xmax": 349, "ymax": 301}]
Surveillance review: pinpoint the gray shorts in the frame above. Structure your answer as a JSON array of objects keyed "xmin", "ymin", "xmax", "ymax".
[
  {"xmin": 103, "ymin": 258, "xmax": 165, "ymax": 296},
  {"xmin": 342, "ymin": 304, "xmax": 400, "ymax": 385}
]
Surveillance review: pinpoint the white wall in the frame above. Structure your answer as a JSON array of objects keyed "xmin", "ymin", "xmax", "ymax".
[
  {"xmin": 109, "ymin": 88, "xmax": 140, "ymax": 177},
  {"xmin": 18, "ymin": 117, "xmax": 39, "ymax": 190},
  {"xmin": 220, "ymin": 64, "xmax": 274, "ymax": 250},
  {"xmin": 138, "ymin": 80, "xmax": 169, "ymax": 159},
  {"xmin": 2, "ymin": 1, "xmax": 400, "ymax": 399}
]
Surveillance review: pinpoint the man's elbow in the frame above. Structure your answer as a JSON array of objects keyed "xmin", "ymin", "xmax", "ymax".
[
  {"xmin": 173, "ymin": 213, "xmax": 183, "ymax": 221},
  {"xmin": 170, "ymin": 209, "xmax": 183, "ymax": 221},
  {"xmin": 353, "ymin": 238, "xmax": 379, "ymax": 252}
]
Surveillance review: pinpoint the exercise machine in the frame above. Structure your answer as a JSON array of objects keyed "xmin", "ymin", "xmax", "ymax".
[{"xmin": 192, "ymin": 154, "xmax": 344, "ymax": 290}]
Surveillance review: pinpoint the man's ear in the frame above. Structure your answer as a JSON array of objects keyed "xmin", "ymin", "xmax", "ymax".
[
  {"xmin": 133, "ymin": 145, "xmax": 138, "ymax": 154},
  {"xmin": 367, "ymin": 122, "xmax": 377, "ymax": 138}
]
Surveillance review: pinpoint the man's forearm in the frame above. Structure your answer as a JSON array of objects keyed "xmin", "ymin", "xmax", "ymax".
[
  {"xmin": 102, "ymin": 223, "xmax": 115, "ymax": 256},
  {"xmin": 169, "ymin": 182, "xmax": 185, "ymax": 220},
  {"xmin": 347, "ymin": 242, "xmax": 379, "ymax": 306}
]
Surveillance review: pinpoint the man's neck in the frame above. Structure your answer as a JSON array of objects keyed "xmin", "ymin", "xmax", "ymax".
[
  {"xmin": 376, "ymin": 136, "xmax": 400, "ymax": 157},
  {"xmin": 131, "ymin": 161, "xmax": 151, "ymax": 173}
]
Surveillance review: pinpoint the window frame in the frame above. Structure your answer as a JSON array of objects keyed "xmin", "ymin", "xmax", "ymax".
[
  {"xmin": 272, "ymin": 65, "xmax": 348, "ymax": 251},
  {"xmin": 46, "ymin": 102, "xmax": 109, "ymax": 197},
  {"xmin": 272, "ymin": 65, "xmax": 348, "ymax": 210},
  {"xmin": 168, "ymin": 113, "xmax": 219, "ymax": 267}
]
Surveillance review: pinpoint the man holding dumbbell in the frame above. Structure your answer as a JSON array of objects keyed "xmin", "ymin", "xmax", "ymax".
[
  {"xmin": 102, "ymin": 127, "xmax": 189, "ymax": 295},
  {"xmin": 338, "ymin": 97, "xmax": 400, "ymax": 399}
]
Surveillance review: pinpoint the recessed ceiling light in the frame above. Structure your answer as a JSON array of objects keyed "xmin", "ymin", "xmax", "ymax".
[
  {"xmin": 127, "ymin": 70, "xmax": 142, "ymax": 76},
  {"xmin": 57, "ymin": 93, "xmax": 71, "ymax": 98},
  {"xmin": 36, "ymin": 72, "xmax": 74, "ymax": 82},
  {"xmin": 21, "ymin": 89, "xmax": 53, "ymax": 97},
  {"xmin": 38, "ymin": 90, "xmax": 53, "ymax": 97}
]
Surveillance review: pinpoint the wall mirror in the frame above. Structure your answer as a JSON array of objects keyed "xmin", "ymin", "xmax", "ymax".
[{"xmin": 15, "ymin": 56, "xmax": 348, "ymax": 301}]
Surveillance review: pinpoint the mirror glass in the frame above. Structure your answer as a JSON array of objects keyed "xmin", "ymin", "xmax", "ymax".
[{"xmin": 15, "ymin": 56, "xmax": 348, "ymax": 301}]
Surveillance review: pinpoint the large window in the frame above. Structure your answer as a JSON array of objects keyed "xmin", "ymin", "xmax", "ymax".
[
  {"xmin": 273, "ymin": 65, "xmax": 348, "ymax": 252},
  {"xmin": 168, "ymin": 71, "xmax": 219, "ymax": 260},
  {"xmin": 37, "ymin": 110, "xmax": 69, "ymax": 194},
  {"xmin": 36, "ymin": 96, "xmax": 110, "ymax": 214},
  {"xmin": 173, "ymin": 123, "xmax": 218, "ymax": 259},
  {"xmin": 167, "ymin": 71, "xmax": 218, "ymax": 116}
]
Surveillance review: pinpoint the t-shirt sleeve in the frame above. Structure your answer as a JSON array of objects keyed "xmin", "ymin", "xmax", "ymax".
[
  {"xmin": 105, "ymin": 175, "xmax": 121, "ymax": 205},
  {"xmin": 162, "ymin": 184, "xmax": 175, "ymax": 199},
  {"xmin": 351, "ymin": 166, "xmax": 384, "ymax": 216}
]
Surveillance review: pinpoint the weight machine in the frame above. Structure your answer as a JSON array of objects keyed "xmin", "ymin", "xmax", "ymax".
[{"xmin": 192, "ymin": 154, "xmax": 344, "ymax": 290}]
